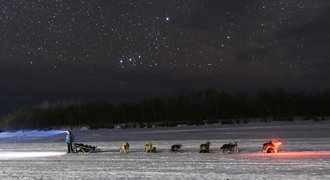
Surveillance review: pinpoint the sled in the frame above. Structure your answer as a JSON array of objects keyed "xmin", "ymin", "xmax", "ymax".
[{"xmin": 73, "ymin": 143, "xmax": 97, "ymax": 153}]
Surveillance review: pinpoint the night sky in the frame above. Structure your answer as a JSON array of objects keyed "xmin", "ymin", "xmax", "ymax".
[{"xmin": 1, "ymin": 0, "xmax": 330, "ymax": 114}]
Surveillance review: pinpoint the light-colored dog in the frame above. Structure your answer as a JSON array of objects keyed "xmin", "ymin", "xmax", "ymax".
[
  {"xmin": 144, "ymin": 142, "xmax": 157, "ymax": 153},
  {"xmin": 119, "ymin": 142, "xmax": 130, "ymax": 153},
  {"xmin": 144, "ymin": 142, "xmax": 152, "ymax": 152}
]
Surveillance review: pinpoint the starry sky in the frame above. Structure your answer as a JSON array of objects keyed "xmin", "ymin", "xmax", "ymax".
[{"xmin": 1, "ymin": 0, "xmax": 330, "ymax": 114}]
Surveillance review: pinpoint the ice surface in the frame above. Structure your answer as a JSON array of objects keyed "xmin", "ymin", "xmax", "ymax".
[{"xmin": 1, "ymin": 121, "xmax": 330, "ymax": 179}]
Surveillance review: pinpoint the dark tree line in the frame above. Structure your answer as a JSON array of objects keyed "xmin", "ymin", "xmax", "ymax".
[{"xmin": 1, "ymin": 89, "xmax": 330, "ymax": 130}]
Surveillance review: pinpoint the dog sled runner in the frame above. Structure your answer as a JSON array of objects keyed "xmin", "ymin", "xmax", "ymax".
[{"xmin": 73, "ymin": 143, "xmax": 97, "ymax": 153}]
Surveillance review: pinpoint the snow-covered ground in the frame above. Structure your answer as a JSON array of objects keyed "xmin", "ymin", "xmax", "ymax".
[{"xmin": 1, "ymin": 121, "xmax": 330, "ymax": 179}]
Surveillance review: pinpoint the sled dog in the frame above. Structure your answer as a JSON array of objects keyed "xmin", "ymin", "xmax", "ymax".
[
  {"xmin": 220, "ymin": 142, "xmax": 238, "ymax": 154},
  {"xmin": 119, "ymin": 142, "xmax": 130, "ymax": 153},
  {"xmin": 199, "ymin": 142, "xmax": 211, "ymax": 153},
  {"xmin": 144, "ymin": 142, "xmax": 153, "ymax": 152},
  {"xmin": 170, "ymin": 144, "xmax": 182, "ymax": 153},
  {"xmin": 147, "ymin": 147, "xmax": 157, "ymax": 153},
  {"xmin": 263, "ymin": 139, "xmax": 282, "ymax": 153}
]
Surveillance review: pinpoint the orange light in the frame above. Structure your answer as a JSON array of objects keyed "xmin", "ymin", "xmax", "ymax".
[{"xmin": 263, "ymin": 139, "xmax": 282, "ymax": 153}]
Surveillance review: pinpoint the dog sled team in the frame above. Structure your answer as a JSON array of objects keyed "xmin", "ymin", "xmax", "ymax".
[
  {"xmin": 66, "ymin": 131, "xmax": 282, "ymax": 154},
  {"xmin": 67, "ymin": 140, "xmax": 283, "ymax": 154}
]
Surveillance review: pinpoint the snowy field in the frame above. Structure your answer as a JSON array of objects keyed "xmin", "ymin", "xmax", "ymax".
[{"xmin": 1, "ymin": 121, "xmax": 330, "ymax": 179}]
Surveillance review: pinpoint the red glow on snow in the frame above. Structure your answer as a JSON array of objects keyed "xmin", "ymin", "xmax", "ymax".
[{"xmin": 242, "ymin": 151, "xmax": 330, "ymax": 158}]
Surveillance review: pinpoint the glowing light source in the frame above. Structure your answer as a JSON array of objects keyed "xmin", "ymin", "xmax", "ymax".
[{"xmin": 263, "ymin": 139, "xmax": 282, "ymax": 153}]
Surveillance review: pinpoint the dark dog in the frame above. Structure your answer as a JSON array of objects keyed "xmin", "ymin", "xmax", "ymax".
[
  {"xmin": 220, "ymin": 142, "xmax": 238, "ymax": 154},
  {"xmin": 199, "ymin": 142, "xmax": 211, "ymax": 153},
  {"xmin": 170, "ymin": 144, "xmax": 182, "ymax": 153},
  {"xmin": 147, "ymin": 147, "xmax": 157, "ymax": 153}
]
